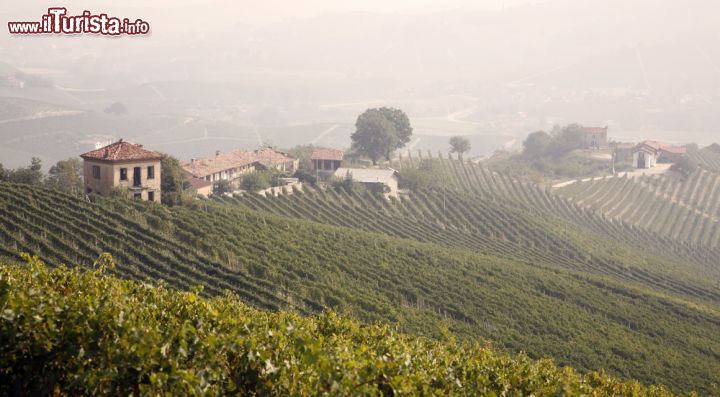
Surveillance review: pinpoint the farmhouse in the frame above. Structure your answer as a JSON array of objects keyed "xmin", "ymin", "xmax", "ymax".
[
  {"xmin": 632, "ymin": 140, "xmax": 687, "ymax": 169},
  {"xmin": 254, "ymin": 147, "xmax": 299, "ymax": 173},
  {"xmin": 581, "ymin": 126, "xmax": 608, "ymax": 149},
  {"xmin": 333, "ymin": 167, "xmax": 399, "ymax": 198},
  {"xmin": 80, "ymin": 139, "xmax": 162, "ymax": 202},
  {"xmin": 187, "ymin": 177, "xmax": 213, "ymax": 198},
  {"xmin": 310, "ymin": 148, "xmax": 343, "ymax": 176},
  {"xmin": 182, "ymin": 147, "xmax": 298, "ymax": 186}
]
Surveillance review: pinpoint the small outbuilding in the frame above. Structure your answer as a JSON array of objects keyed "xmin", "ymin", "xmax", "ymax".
[
  {"xmin": 187, "ymin": 177, "xmax": 213, "ymax": 197},
  {"xmin": 333, "ymin": 167, "xmax": 399, "ymax": 198},
  {"xmin": 632, "ymin": 140, "xmax": 687, "ymax": 169},
  {"xmin": 311, "ymin": 148, "xmax": 343, "ymax": 176}
]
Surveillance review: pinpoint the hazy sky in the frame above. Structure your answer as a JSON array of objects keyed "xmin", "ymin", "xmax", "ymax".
[{"xmin": 4, "ymin": 0, "xmax": 546, "ymax": 24}]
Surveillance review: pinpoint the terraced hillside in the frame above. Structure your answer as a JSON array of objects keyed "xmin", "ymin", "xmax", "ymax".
[
  {"xmin": 556, "ymin": 170, "xmax": 720, "ymax": 247},
  {"xmin": 221, "ymin": 157, "xmax": 720, "ymax": 305},
  {"xmin": 1, "ymin": 183, "xmax": 720, "ymax": 392},
  {"xmin": 689, "ymin": 145, "xmax": 720, "ymax": 172}
]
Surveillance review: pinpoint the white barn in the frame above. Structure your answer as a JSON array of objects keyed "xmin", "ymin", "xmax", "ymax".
[{"xmin": 333, "ymin": 167, "xmax": 399, "ymax": 198}]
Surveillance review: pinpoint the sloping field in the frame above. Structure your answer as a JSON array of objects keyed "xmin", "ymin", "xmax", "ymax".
[{"xmin": 0, "ymin": 183, "xmax": 719, "ymax": 391}]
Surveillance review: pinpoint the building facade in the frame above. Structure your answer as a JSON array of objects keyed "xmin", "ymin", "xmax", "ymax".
[
  {"xmin": 80, "ymin": 140, "xmax": 162, "ymax": 202},
  {"xmin": 581, "ymin": 126, "xmax": 608, "ymax": 149},
  {"xmin": 631, "ymin": 140, "xmax": 686, "ymax": 169},
  {"xmin": 182, "ymin": 147, "xmax": 299, "ymax": 190},
  {"xmin": 333, "ymin": 167, "xmax": 399, "ymax": 198},
  {"xmin": 311, "ymin": 148, "xmax": 343, "ymax": 177}
]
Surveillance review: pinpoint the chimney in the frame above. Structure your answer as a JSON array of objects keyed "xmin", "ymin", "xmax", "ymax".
[
  {"xmin": 216, "ymin": 150, "xmax": 221, "ymax": 156},
  {"xmin": 191, "ymin": 158, "xmax": 196, "ymax": 163},
  {"xmin": 118, "ymin": 138, "xmax": 123, "ymax": 143}
]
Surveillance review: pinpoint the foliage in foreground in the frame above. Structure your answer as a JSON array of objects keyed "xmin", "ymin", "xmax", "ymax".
[{"xmin": 0, "ymin": 257, "xmax": 684, "ymax": 396}]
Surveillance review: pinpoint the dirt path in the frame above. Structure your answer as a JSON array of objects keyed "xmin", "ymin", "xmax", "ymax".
[{"xmin": 552, "ymin": 164, "xmax": 674, "ymax": 188}]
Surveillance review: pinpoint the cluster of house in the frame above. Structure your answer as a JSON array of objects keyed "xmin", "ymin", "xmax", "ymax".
[
  {"xmin": 79, "ymin": 128, "xmax": 683, "ymax": 203},
  {"xmin": 579, "ymin": 126, "xmax": 686, "ymax": 169},
  {"xmin": 79, "ymin": 140, "xmax": 400, "ymax": 202}
]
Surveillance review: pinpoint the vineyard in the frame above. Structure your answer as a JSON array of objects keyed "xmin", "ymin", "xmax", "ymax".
[
  {"xmin": 556, "ymin": 169, "xmax": 720, "ymax": 247},
  {"xmin": 0, "ymin": 183, "xmax": 720, "ymax": 391},
  {"xmin": 220, "ymin": 154, "xmax": 720, "ymax": 305},
  {"xmin": 0, "ymin": 258, "xmax": 686, "ymax": 396},
  {"xmin": 689, "ymin": 145, "xmax": 720, "ymax": 172}
]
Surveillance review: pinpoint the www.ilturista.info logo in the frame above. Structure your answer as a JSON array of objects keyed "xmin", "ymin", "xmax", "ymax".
[{"xmin": 8, "ymin": 8, "xmax": 150, "ymax": 35}]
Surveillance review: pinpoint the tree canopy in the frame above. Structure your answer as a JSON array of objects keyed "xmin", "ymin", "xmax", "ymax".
[
  {"xmin": 46, "ymin": 158, "xmax": 83, "ymax": 195},
  {"xmin": 523, "ymin": 124, "xmax": 586, "ymax": 159},
  {"xmin": 160, "ymin": 154, "xmax": 186, "ymax": 206},
  {"xmin": 449, "ymin": 136, "xmax": 471, "ymax": 158},
  {"xmin": 3, "ymin": 158, "xmax": 44, "ymax": 185},
  {"xmin": 351, "ymin": 107, "xmax": 412, "ymax": 165}
]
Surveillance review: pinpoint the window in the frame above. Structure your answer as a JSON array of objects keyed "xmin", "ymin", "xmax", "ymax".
[
  {"xmin": 147, "ymin": 165, "xmax": 155, "ymax": 179},
  {"xmin": 148, "ymin": 191, "xmax": 155, "ymax": 202},
  {"xmin": 134, "ymin": 193, "xmax": 142, "ymax": 200},
  {"xmin": 92, "ymin": 165, "xmax": 101, "ymax": 179},
  {"xmin": 133, "ymin": 167, "xmax": 141, "ymax": 187},
  {"xmin": 120, "ymin": 168, "xmax": 128, "ymax": 181}
]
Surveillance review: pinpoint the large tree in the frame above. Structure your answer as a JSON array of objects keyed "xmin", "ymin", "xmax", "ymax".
[
  {"xmin": 547, "ymin": 124, "xmax": 585, "ymax": 156},
  {"xmin": 449, "ymin": 136, "xmax": 471, "ymax": 159},
  {"xmin": 351, "ymin": 107, "xmax": 412, "ymax": 164},
  {"xmin": 46, "ymin": 158, "xmax": 83, "ymax": 195},
  {"xmin": 522, "ymin": 131, "xmax": 552, "ymax": 158},
  {"xmin": 160, "ymin": 154, "xmax": 186, "ymax": 206}
]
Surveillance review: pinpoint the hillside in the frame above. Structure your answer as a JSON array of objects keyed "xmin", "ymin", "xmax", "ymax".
[
  {"xmin": 689, "ymin": 145, "xmax": 720, "ymax": 172},
  {"xmin": 0, "ymin": 259, "xmax": 682, "ymax": 396},
  {"xmin": 1, "ymin": 182, "xmax": 719, "ymax": 392},
  {"xmin": 556, "ymin": 169, "xmax": 720, "ymax": 247}
]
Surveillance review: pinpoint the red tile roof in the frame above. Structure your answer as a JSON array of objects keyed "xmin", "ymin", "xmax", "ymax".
[
  {"xmin": 187, "ymin": 177, "xmax": 212, "ymax": 189},
  {"xmin": 182, "ymin": 148, "xmax": 296, "ymax": 178},
  {"xmin": 633, "ymin": 140, "xmax": 686, "ymax": 154},
  {"xmin": 311, "ymin": 147, "xmax": 344, "ymax": 161},
  {"xmin": 80, "ymin": 140, "xmax": 162, "ymax": 162},
  {"xmin": 253, "ymin": 147, "xmax": 296, "ymax": 166},
  {"xmin": 183, "ymin": 150, "xmax": 257, "ymax": 178},
  {"xmin": 659, "ymin": 146, "xmax": 687, "ymax": 154}
]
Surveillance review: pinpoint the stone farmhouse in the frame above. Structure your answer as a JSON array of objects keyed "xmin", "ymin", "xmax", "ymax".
[
  {"xmin": 333, "ymin": 167, "xmax": 400, "ymax": 198},
  {"xmin": 80, "ymin": 139, "xmax": 162, "ymax": 202},
  {"xmin": 310, "ymin": 148, "xmax": 343, "ymax": 177},
  {"xmin": 581, "ymin": 126, "xmax": 608, "ymax": 149},
  {"xmin": 632, "ymin": 140, "xmax": 687, "ymax": 169},
  {"xmin": 182, "ymin": 147, "xmax": 299, "ymax": 188}
]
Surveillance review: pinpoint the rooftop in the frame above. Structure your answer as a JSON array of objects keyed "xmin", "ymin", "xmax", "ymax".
[
  {"xmin": 187, "ymin": 177, "xmax": 212, "ymax": 189},
  {"xmin": 80, "ymin": 139, "xmax": 162, "ymax": 162},
  {"xmin": 333, "ymin": 167, "xmax": 398, "ymax": 184},
  {"xmin": 311, "ymin": 148, "xmax": 344, "ymax": 161},
  {"xmin": 634, "ymin": 140, "xmax": 686, "ymax": 154},
  {"xmin": 182, "ymin": 147, "xmax": 296, "ymax": 178}
]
